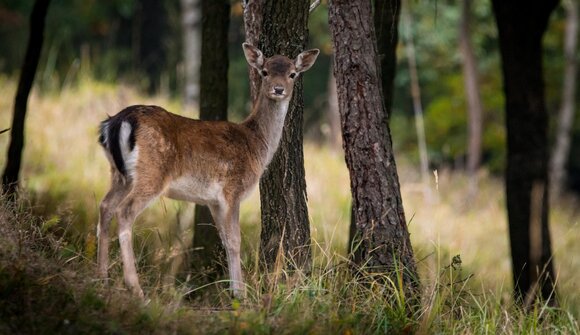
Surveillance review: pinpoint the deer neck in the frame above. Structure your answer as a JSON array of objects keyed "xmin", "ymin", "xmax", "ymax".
[{"xmin": 242, "ymin": 94, "xmax": 290, "ymax": 167}]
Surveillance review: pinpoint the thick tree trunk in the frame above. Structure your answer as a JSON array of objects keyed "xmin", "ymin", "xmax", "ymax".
[
  {"xmin": 348, "ymin": 0, "xmax": 402, "ymax": 253},
  {"xmin": 2, "ymin": 0, "xmax": 51, "ymax": 196},
  {"xmin": 243, "ymin": 0, "xmax": 312, "ymax": 271},
  {"xmin": 181, "ymin": 0, "xmax": 201, "ymax": 109},
  {"xmin": 491, "ymin": 0, "xmax": 559, "ymax": 306},
  {"xmin": 138, "ymin": 0, "xmax": 168, "ymax": 94},
  {"xmin": 551, "ymin": 0, "xmax": 578, "ymax": 199},
  {"xmin": 329, "ymin": 0, "xmax": 419, "ymax": 296},
  {"xmin": 190, "ymin": 0, "xmax": 230, "ymax": 281},
  {"xmin": 459, "ymin": 0, "xmax": 483, "ymax": 192}
]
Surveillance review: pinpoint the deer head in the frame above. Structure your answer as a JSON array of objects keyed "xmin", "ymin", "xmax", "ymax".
[{"xmin": 242, "ymin": 43, "xmax": 320, "ymax": 101}]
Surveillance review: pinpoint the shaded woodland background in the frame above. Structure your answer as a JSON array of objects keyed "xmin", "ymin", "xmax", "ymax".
[
  {"xmin": 1, "ymin": 0, "xmax": 578, "ymax": 186},
  {"xmin": 0, "ymin": 0, "xmax": 579, "ymax": 333}
]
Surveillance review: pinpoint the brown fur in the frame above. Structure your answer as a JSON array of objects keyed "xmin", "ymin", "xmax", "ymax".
[{"xmin": 96, "ymin": 43, "xmax": 319, "ymax": 298}]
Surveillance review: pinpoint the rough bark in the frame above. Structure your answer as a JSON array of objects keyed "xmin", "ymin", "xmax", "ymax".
[
  {"xmin": 491, "ymin": 0, "xmax": 559, "ymax": 305},
  {"xmin": 348, "ymin": 0, "xmax": 402, "ymax": 253},
  {"xmin": 181, "ymin": 0, "xmax": 201, "ymax": 109},
  {"xmin": 2, "ymin": 0, "xmax": 51, "ymax": 196},
  {"xmin": 459, "ymin": 0, "xmax": 483, "ymax": 190},
  {"xmin": 242, "ymin": 0, "xmax": 263, "ymax": 103},
  {"xmin": 190, "ymin": 0, "xmax": 230, "ymax": 281},
  {"xmin": 243, "ymin": 0, "xmax": 312, "ymax": 271},
  {"xmin": 329, "ymin": 0, "xmax": 419, "ymax": 295},
  {"xmin": 551, "ymin": 0, "xmax": 578, "ymax": 199}
]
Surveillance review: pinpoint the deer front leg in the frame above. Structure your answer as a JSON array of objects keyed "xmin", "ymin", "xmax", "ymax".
[{"xmin": 210, "ymin": 202, "xmax": 244, "ymax": 298}]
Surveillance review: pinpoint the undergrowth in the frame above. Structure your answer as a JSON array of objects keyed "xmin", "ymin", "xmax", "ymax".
[
  {"xmin": 0, "ymin": 194, "xmax": 578, "ymax": 334},
  {"xmin": 0, "ymin": 77, "xmax": 579, "ymax": 333}
]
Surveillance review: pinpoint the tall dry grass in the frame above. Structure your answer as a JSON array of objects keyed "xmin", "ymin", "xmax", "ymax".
[{"xmin": 0, "ymin": 76, "xmax": 579, "ymax": 333}]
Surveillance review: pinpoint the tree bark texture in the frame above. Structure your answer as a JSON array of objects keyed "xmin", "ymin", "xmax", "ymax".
[
  {"xmin": 329, "ymin": 0, "xmax": 419, "ymax": 293},
  {"xmin": 551, "ymin": 0, "xmax": 578, "ymax": 199},
  {"xmin": 242, "ymin": 0, "xmax": 263, "ymax": 104},
  {"xmin": 2, "ymin": 0, "xmax": 51, "ymax": 196},
  {"xmin": 190, "ymin": 0, "xmax": 230, "ymax": 281},
  {"xmin": 459, "ymin": 0, "xmax": 483, "ymax": 181},
  {"xmin": 243, "ymin": 0, "xmax": 312, "ymax": 271},
  {"xmin": 348, "ymin": 0, "xmax": 402, "ymax": 253},
  {"xmin": 491, "ymin": 0, "xmax": 559, "ymax": 305}
]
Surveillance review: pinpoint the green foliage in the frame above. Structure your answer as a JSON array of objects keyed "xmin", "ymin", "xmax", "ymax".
[{"xmin": 2, "ymin": 0, "xmax": 579, "ymax": 180}]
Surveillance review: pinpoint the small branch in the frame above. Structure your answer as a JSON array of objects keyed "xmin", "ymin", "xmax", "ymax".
[
  {"xmin": 309, "ymin": 0, "xmax": 321, "ymax": 13},
  {"xmin": 0, "ymin": 128, "xmax": 10, "ymax": 135}
]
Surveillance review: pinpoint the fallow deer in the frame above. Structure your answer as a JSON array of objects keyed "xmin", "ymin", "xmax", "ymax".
[{"xmin": 96, "ymin": 43, "xmax": 319, "ymax": 298}]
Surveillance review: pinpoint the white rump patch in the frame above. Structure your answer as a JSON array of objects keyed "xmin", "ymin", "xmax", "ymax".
[{"xmin": 119, "ymin": 121, "xmax": 139, "ymax": 178}]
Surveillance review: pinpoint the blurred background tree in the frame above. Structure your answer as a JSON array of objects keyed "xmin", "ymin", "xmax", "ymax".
[{"xmin": 3, "ymin": 0, "xmax": 576, "ymax": 193}]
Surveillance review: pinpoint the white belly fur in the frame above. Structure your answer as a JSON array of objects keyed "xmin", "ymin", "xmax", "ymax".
[{"xmin": 164, "ymin": 176, "xmax": 224, "ymax": 205}]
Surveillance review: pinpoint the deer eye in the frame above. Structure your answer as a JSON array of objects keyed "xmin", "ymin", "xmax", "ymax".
[
  {"xmin": 289, "ymin": 72, "xmax": 297, "ymax": 79},
  {"xmin": 261, "ymin": 70, "xmax": 268, "ymax": 77}
]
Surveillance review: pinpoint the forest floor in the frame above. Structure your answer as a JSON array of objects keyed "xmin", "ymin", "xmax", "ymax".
[{"xmin": 0, "ymin": 78, "xmax": 579, "ymax": 334}]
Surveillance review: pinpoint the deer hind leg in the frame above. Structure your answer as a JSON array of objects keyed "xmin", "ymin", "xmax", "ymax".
[
  {"xmin": 210, "ymin": 201, "xmax": 244, "ymax": 298},
  {"xmin": 115, "ymin": 184, "xmax": 163, "ymax": 298},
  {"xmin": 97, "ymin": 171, "xmax": 131, "ymax": 278}
]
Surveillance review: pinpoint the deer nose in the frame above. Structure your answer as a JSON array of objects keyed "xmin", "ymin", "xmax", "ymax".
[{"xmin": 274, "ymin": 86, "xmax": 284, "ymax": 95}]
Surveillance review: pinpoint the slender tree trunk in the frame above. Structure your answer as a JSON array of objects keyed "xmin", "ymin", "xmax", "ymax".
[
  {"xmin": 2, "ymin": 0, "xmax": 51, "ymax": 196},
  {"xmin": 491, "ymin": 0, "xmax": 559, "ymax": 306},
  {"xmin": 551, "ymin": 0, "xmax": 578, "ymax": 199},
  {"xmin": 190, "ymin": 0, "xmax": 230, "ymax": 281},
  {"xmin": 402, "ymin": 7, "xmax": 431, "ymax": 202},
  {"xmin": 329, "ymin": 0, "xmax": 419, "ymax": 297},
  {"xmin": 243, "ymin": 0, "xmax": 312, "ymax": 271},
  {"xmin": 181, "ymin": 0, "xmax": 201, "ymax": 110},
  {"xmin": 348, "ymin": 0, "xmax": 402, "ymax": 253},
  {"xmin": 138, "ymin": 0, "xmax": 168, "ymax": 94},
  {"xmin": 459, "ymin": 0, "xmax": 483, "ymax": 194}
]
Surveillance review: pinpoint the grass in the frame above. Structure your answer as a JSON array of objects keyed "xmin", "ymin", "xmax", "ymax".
[{"xmin": 0, "ymin": 76, "xmax": 579, "ymax": 333}]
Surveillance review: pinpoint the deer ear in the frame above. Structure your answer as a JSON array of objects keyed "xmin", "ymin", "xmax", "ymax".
[
  {"xmin": 295, "ymin": 49, "xmax": 320, "ymax": 73},
  {"xmin": 243, "ymin": 43, "xmax": 264, "ymax": 71}
]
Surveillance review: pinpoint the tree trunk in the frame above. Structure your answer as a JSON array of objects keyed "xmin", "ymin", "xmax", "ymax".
[
  {"xmin": 2, "ymin": 0, "xmax": 51, "ymax": 196},
  {"xmin": 329, "ymin": 0, "xmax": 419, "ymax": 297},
  {"xmin": 242, "ymin": 0, "xmax": 263, "ymax": 104},
  {"xmin": 551, "ymin": 0, "xmax": 578, "ymax": 199},
  {"xmin": 190, "ymin": 0, "xmax": 230, "ymax": 281},
  {"xmin": 348, "ymin": 0, "xmax": 402, "ymax": 253},
  {"xmin": 491, "ymin": 0, "xmax": 559, "ymax": 306},
  {"xmin": 138, "ymin": 0, "xmax": 168, "ymax": 94},
  {"xmin": 402, "ymin": 7, "xmax": 431, "ymax": 202},
  {"xmin": 243, "ymin": 0, "xmax": 312, "ymax": 271},
  {"xmin": 374, "ymin": 0, "xmax": 401, "ymax": 119},
  {"xmin": 459, "ymin": 0, "xmax": 483, "ymax": 194},
  {"xmin": 181, "ymin": 0, "xmax": 201, "ymax": 110}
]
